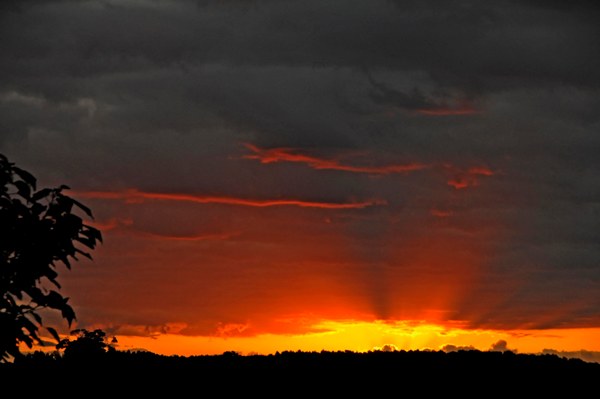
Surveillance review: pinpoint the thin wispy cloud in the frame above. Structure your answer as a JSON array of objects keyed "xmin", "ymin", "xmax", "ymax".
[
  {"xmin": 242, "ymin": 143, "xmax": 429, "ymax": 175},
  {"xmin": 72, "ymin": 190, "xmax": 387, "ymax": 209},
  {"xmin": 244, "ymin": 143, "xmax": 496, "ymax": 189}
]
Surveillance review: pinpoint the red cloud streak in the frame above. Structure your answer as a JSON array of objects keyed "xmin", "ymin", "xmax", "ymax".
[
  {"xmin": 445, "ymin": 165, "xmax": 496, "ymax": 189},
  {"xmin": 244, "ymin": 143, "xmax": 496, "ymax": 190},
  {"xmin": 243, "ymin": 143, "xmax": 428, "ymax": 174},
  {"xmin": 71, "ymin": 190, "xmax": 386, "ymax": 209}
]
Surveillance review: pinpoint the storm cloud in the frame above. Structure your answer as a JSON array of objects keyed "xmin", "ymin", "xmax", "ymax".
[{"xmin": 1, "ymin": 0, "xmax": 598, "ymax": 340}]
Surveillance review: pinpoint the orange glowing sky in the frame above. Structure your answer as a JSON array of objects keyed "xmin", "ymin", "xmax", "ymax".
[
  {"xmin": 3, "ymin": 0, "xmax": 600, "ymax": 364},
  {"xmin": 49, "ymin": 139, "xmax": 598, "ymax": 362}
]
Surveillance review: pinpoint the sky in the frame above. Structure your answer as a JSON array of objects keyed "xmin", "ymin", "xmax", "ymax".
[{"xmin": 1, "ymin": 0, "xmax": 599, "ymax": 362}]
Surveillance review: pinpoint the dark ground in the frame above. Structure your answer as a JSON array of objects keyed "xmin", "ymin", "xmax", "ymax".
[{"xmin": 2, "ymin": 349, "xmax": 598, "ymax": 395}]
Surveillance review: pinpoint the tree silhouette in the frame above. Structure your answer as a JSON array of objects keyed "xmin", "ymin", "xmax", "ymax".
[
  {"xmin": 57, "ymin": 328, "xmax": 116, "ymax": 361},
  {"xmin": 0, "ymin": 153, "xmax": 102, "ymax": 362}
]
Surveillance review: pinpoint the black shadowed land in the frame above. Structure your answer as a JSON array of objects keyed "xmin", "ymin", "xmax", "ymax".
[{"xmin": 1, "ymin": 343, "xmax": 599, "ymax": 395}]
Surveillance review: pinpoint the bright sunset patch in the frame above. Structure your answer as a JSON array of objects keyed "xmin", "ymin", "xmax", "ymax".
[{"xmin": 96, "ymin": 320, "xmax": 600, "ymax": 363}]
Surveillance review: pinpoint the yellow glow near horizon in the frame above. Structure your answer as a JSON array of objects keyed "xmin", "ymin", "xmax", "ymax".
[
  {"xmin": 22, "ymin": 320, "xmax": 600, "ymax": 366},
  {"xmin": 105, "ymin": 320, "xmax": 600, "ymax": 360}
]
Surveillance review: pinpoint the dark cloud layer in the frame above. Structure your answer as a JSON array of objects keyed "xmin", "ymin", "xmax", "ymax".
[{"xmin": 1, "ymin": 0, "xmax": 598, "ymax": 338}]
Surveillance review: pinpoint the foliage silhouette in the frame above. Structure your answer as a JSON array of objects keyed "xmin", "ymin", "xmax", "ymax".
[
  {"xmin": 56, "ymin": 328, "xmax": 117, "ymax": 362},
  {"xmin": 0, "ymin": 153, "xmax": 102, "ymax": 362}
]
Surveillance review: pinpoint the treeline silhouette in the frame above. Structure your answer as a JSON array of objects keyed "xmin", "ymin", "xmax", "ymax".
[{"xmin": 3, "ymin": 345, "xmax": 598, "ymax": 395}]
